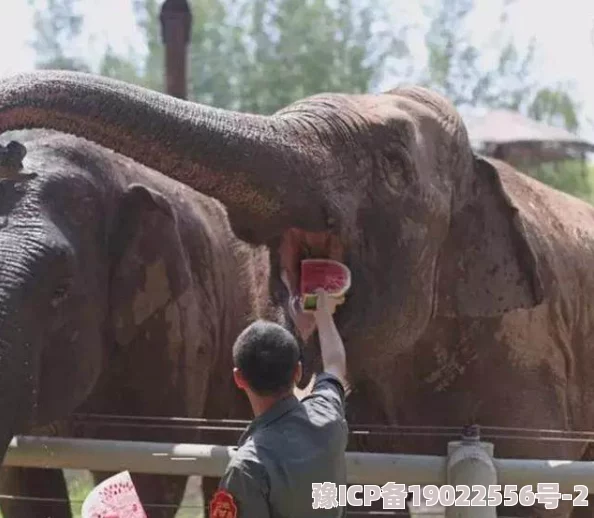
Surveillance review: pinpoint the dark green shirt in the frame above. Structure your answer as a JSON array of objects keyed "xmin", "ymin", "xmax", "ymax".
[{"xmin": 215, "ymin": 373, "xmax": 348, "ymax": 518}]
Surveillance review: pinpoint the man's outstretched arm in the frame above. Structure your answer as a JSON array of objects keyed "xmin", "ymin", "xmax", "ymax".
[{"xmin": 314, "ymin": 289, "xmax": 348, "ymax": 389}]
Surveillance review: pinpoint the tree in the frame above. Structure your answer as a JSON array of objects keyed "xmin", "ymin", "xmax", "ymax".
[
  {"xmin": 98, "ymin": 46, "xmax": 146, "ymax": 85},
  {"xmin": 28, "ymin": 0, "xmax": 406, "ymax": 114},
  {"xmin": 129, "ymin": 0, "xmax": 164, "ymax": 91},
  {"xmin": 29, "ymin": 0, "xmax": 90, "ymax": 71},
  {"xmin": 184, "ymin": 0, "xmax": 245, "ymax": 109},
  {"xmin": 229, "ymin": 0, "xmax": 407, "ymax": 114},
  {"xmin": 128, "ymin": 0, "xmax": 407, "ymax": 113},
  {"xmin": 418, "ymin": 0, "xmax": 592, "ymax": 201},
  {"xmin": 420, "ymin": 0, "xmax": 536, "ymax": 111},
  {"xmin": 528, "ymin": 86, "xmax": 580, "ymax": 133},
  {"xmin": 419, "ymin": 0, "xmax": 584, "ymax": 136},
  {"xmin": 29, "ymin": 0, "xmax": 156, "ymax": 86},
  {"xmin": 28, "ymin": 0, "xmax": 592, "ymax": 200}
]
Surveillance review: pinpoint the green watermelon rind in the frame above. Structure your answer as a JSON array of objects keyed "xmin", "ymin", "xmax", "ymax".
[{"xmin": 302, "ymin": 294, "xmax": 319, "ymax": 311}]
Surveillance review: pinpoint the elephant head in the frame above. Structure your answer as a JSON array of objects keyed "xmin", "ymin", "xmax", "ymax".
[
  {"xmin": 0, "ymin": 71, "xmax": 543, "ymax": 403},
  {"xmin": 0, "ymin": 130, "xmax": 213, "ymax": 459}
]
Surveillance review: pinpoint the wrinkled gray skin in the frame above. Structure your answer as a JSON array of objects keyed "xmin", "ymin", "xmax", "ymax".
[
  {"xmin": 0, "ymin": 130, "xmax": 273, "ymax": 517},
  {"xmin": 1, "ymin": 71, "xmax": 594, "ymax": 517}
]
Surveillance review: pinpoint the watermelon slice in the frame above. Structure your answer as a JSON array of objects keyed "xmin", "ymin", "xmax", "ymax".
[
  {"xmin": 81, "ymin": 471, "xmax": 147, "ymax": 518},
  {"xmin": 300, "ymin": 259, "xmax": 351, "ymax": 311}
]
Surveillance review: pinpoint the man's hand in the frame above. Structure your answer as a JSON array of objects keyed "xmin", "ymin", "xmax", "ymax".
[
  {"xmin": 281, "ymin": 270, "xmax": 317, "ymax": 340},
  {"xmin": 313, "ymin": 289, "xmax": 344, "ymax": 318}
]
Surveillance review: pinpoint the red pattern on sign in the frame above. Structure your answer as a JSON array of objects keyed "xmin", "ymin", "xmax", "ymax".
[
  {"xmin": 81, "ymin": 471, "xmax": 147, "ymax": 518},
  {"xmin": 209, "ymin": 489, "xmax": 238, "ymax": 518}
]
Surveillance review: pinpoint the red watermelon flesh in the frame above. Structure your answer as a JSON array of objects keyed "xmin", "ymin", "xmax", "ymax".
[
  {"xmin": 300, "ymin": 259, "xmax": 351, "ymax": 311},
  {"xmin": 81, "ymin": 471, "xmax": 147, "ymax": 518}
]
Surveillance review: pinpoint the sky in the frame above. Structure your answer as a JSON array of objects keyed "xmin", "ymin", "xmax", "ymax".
[{"xmin": 0, "ymin": 0, "xmax": 593, "ymax": 141}]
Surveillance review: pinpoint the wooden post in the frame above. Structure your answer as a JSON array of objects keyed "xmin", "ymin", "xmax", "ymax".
[
  {"xmin": 446, "ymin": 425, "xmax": 497, "ymax": 518},
  {"xmin": 159, "ymin": 0, "xmax": 192, "ymax": 99}
]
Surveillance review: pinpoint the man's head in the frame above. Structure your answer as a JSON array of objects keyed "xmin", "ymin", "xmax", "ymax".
[{"xmin": 232, "ymin": 320, "xmax": 302, "ymax": 397}]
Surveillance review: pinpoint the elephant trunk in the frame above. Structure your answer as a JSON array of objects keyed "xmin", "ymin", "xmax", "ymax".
[
  {"xmin": 0, "ymin": 311, "xmax": 36, "ymax": 461},
  {"xmin": 0, "ymin": 70, "xmax": 326, "ymax": 242}
]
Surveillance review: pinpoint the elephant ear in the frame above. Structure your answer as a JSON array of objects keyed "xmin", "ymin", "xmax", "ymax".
[
  {"xmin": 107, "ymin": 184, "xmax": 212, "ymax": 412},
  {"xmin": 435, "ymin": 155, "xmax": 545, "ymax": 317}
]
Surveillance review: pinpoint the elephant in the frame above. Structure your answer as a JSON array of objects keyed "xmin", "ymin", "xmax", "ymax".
[
  {"xmin": 1, "ymin": 70, "xmax": 594, "ymax": 517},
  {"xmin": 0, "ymin": 128, "xmax": 276, "ymax": 517}
]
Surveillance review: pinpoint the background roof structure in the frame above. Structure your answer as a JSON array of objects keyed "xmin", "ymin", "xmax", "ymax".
[{"xmin": 465, "ymin": 109, "xmax": 594, "ymax": 153}]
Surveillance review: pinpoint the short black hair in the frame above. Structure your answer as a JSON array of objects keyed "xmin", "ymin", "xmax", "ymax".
[{"xmin": 232, "ymin": 320, "xmax": 300, "ymax": 396}]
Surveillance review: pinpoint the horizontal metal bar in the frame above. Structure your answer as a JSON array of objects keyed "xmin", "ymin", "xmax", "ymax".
[
  {"xmin": 3, "ymin": 435, "xmax": 446, "ymax": 484},
  {"xmin": 4, "ymin": 436, "xmax": 236, "ymax": 479},
  {"xmin": 3, "ymin": 436, "xmax": 594, "ymax": 493}
]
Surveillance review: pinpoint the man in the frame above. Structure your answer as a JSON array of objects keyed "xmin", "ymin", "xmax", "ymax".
[{"xmin": 209, "ymin": 289, "xmax": 349, "ymax": 518}]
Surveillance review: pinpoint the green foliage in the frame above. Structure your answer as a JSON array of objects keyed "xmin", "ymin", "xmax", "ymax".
[
  {"xmin": 528, "ymin": 87, "xmax": 580, "ymax": 133},
  {"xmin": 524, "ymin": 86, "xmax": 586, "ymax": 203},
  {"xmin": 523, "ymin": 160, "xmax": 594, "ymax": 203},
  {"xmin": 27, "ymin": 0, "xmax": 584, "ymax": 123},
  {"xmin": 223, "ymin": 0, "xmax": 406, "ymax": 113},
  {"xmin": 28, "ymin": 0, "xmax": 90, "ymax": 71},
  {"xmin": 157, "ymin": 0, "xmax": 405, "ymax": 113},
  {"xmin": 27, "ymin": 0, "xmax": 590, "ymax": 201},
  {"xmin": 130, "ymin": 0, "xmax": 164, "ymax": 91},
  {"xmin": 185, "ymin": 0, "xmax": 244, "ymax": 109},
  {"xmin": 98, "ymin": 46, "xmax": 145, "ymax": 84},
  {"xmin": 418, "ymin": 0, "xmax": 589, "ymax": 200},
  {"xmin": 420, "ymin": 0, "xmax": 536, "ymax": 110},
  {"xmin": 30, "ymin": 0, "xmax": 404, "ymax": 114}
]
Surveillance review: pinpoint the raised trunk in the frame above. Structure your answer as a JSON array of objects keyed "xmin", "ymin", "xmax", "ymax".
[{"xmin": 0, "ymin": 71, "xmax": 321, "ymax": 242}]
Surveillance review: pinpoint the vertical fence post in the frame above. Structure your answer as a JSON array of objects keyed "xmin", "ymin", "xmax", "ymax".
[{"xmin": 446, "ymin": 425, "xmax": 497, "ymax": 518}]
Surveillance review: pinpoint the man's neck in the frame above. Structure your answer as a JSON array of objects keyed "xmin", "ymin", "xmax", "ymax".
[{"xmin": 249, "ymin": 389, "xmax": 293, "ymax": 418}]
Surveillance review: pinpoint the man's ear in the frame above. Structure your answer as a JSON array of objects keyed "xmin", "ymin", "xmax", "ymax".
[
  {"xmin": 294, "ymin": 361, "xmax": 303, "ymax": 386},
  {"xmin": 233, "ymin": 368, "xmax": 247, "ymax": 390},
  {"xmin": 435, "ymin": 156, "xmax": 544, "ymax": 317}
]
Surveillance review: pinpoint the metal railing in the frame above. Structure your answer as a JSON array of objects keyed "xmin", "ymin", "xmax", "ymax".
[{"xmin": 3, "ymin": 425, "xmax": 594, "ymax": 517}]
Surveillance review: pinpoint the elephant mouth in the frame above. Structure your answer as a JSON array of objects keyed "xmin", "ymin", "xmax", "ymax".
[{"xmin": 278, "ymin": 227, "xmax": 346, "ymax": 341}]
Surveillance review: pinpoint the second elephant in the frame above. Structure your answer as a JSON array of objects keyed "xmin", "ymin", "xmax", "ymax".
[{"xmin": 0, "ymin": 130, "xmax": 274, "ymax": 517}]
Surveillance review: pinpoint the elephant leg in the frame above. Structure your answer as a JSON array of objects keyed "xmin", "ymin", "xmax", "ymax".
[
  {"xmin": 91, "ymin": 471, "xmax": 188, "ymax": 518},
  {"xmin": 0, "ymin": 467, "xmax": 71, "ymax": 518}
]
